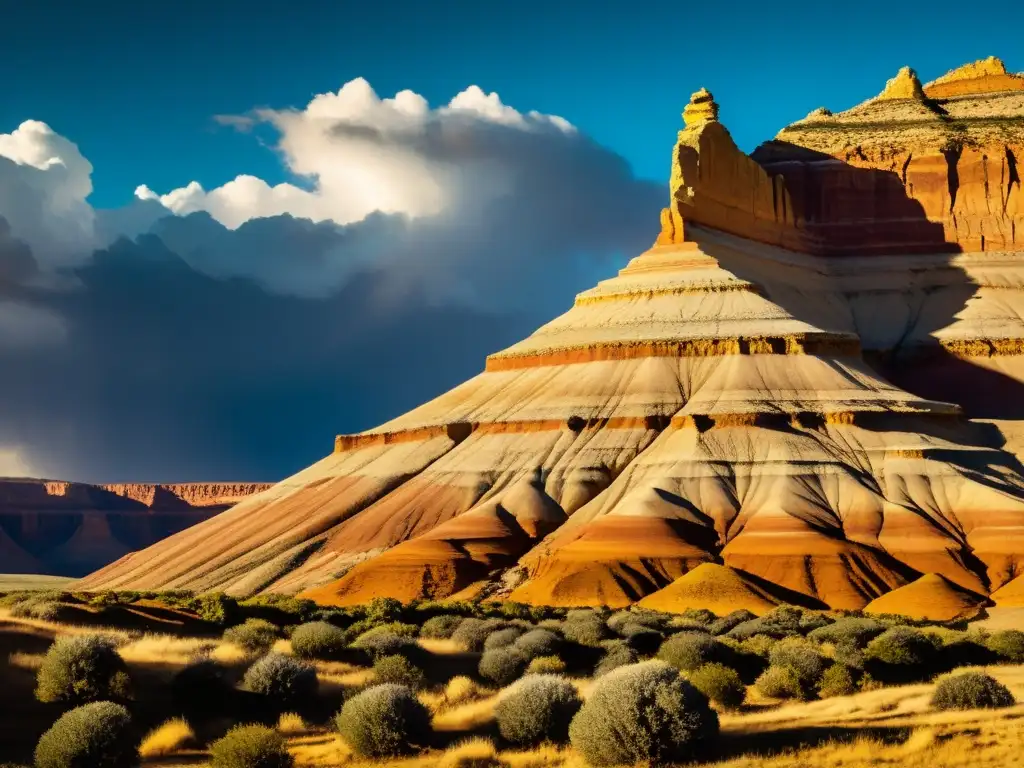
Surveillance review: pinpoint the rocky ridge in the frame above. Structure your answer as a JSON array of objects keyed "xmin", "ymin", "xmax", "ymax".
[{"xmin": 80, "ymin": 56, "xmax": 1024, "ymax": 619}]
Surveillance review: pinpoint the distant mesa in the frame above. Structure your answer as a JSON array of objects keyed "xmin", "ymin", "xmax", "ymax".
[{"xmin": 78, "ymin": 56, "xmax": 1024, "ymax": 621}]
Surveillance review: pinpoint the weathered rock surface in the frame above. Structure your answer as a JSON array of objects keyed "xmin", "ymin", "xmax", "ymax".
[
  {"xmin": 80, "ymin": 57, "xmax": 1024, "ymax": 620},
  {"xmin": 0, "ymin": 480, "xmax": 271, "ymax": 576}
]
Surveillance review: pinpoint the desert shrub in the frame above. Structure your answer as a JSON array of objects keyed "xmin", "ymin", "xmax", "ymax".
[
  {"xmin": 513, "ymin": 629, "xmax": 562, "ymax": 659},
  {"xmin": 768, "ymin": 637, "xmax": 828, "ymax": 692},
  {"xmin": 365, "ymin": 597, "xmax": 404, "ymax": 623},
  {"xmin": 420, "ymin": 615, "xmax": 464, "ymax": 639},
  {"xmin": 594, "ymin": 641, "xmax": 638, "ymax": 677},
  {"xmin": 665, "ymin": 618, "xmax": 711, "ymax": 633},
  {"xmin": 687, "ymin": 663, "xmax": 746, "ymax": 709},
  {"xmin": 479, "ymin": 647, "xmax": 529, "ymax": 686},
  {"xmin": 562, "ymin": 618, "xmax": 610, "ymax": 647},
  {"xmin": 373, "ymin": 654, "xmax": 426, "ymax": 689},
  {"xmin": 484, "ymin": 627, "xmax": 525, "ymax": 650},
  {"xmin": 354, "ymin": 623, "xmax": 418, "ymax": 643},
  {"xmin": 708, "ymin": 609, "xmax": 757, "ymax": 636},
  {"xmin": 754, "ymin": 665, "xmax": 804, "ymax": 700},
  {"xmin": 194, "ymin": 592, "xmax": 239, "ymax": 626},
  {"xmin": 985, "ymin": 629, "xmax": 1024, "ymax": 662},
  {"xmin": 34, "ymin": 701, "xmax": 137, "ymax": 768},
  {"xmin": 352, "ymin": 630, "xmax": 418, "ymax": 660},
  {"xmin": 527, "ymin": 655, "xmax": 566, "ymax": 675},
  {"xmin": 817, "ymin": 664, "xmax": 857, "ymax": 698},
  {"xmin": 864, "ymin": 627, "xmax": 939, "ymax": 683},
  {"xmin": 242, "ymin": 653, "xmax": 317, "ymax": 708},
  {"xmin": 335, "ymin": 683, "xmax": 432, "ymax": 758},
  {"xmin": 938, "ymin": 635, "xmax": 997, "ymax": 670},
  {"xmin": 495, "ymin": 674, "xmax": 582, "ymax": 746},
  {"xmin": 607, "ymin": 609, "xmax": 663, "ymax": 635},
  {"xmin": 657, "ymin": 632, "xmax": 735, "ymax": 672},
  {"xmin": 209, "ymin": 724, "xmax": 293, "ymax": 768},
  {"xmin": 566, "ymin": 609, "xmax": 603, "ymax": 623},
  {"xmin": 239, "ymin": 594, "xmax": 316, "ymax": 624},
  {"xmin": 681, "ymin": 608, "xmax": 717, "ymax": 624},
  {"xmin": 726, "ymin": 606, "xmax": 811, "ymax": 641},
  {"xmin": 10, "ymin": 598, "xmax": 61, "ymax": 621},
  {"xmin": 931, "ymin": 671, "xmax": 1015, "ymax": 711},
  {"xmin": 35, "ymin": 634, "xmax": 131, "ymax": 704},
  {"xmin": 452, "ymin": 619, "xmax": 506, "ymax": 652},
  {"xmin": 738, "ymin": 634, "xmax": 778, "ymax": 657},
  {"xmin": 223, "ymin": 619, "xmax": 280, "ymax": 654},
  {"xmin": 569, "ymin": 661, "xmax": 718, "ymax": 766},
  {"xmin": 808, "ymin": 617, "xmax": 887, "ymax": 649},
  {"xmin": 620, "ymin": 625, "xmax": 664, "ymax": 655},
  {"xmin": 289, "ymin": 621, "xmax": 350, "ymax": 660}
]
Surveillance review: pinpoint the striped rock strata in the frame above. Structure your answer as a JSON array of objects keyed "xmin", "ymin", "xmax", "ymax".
[{"xmin": 82, "ymin": 57, "xmax": 1024, "ymax": 618}]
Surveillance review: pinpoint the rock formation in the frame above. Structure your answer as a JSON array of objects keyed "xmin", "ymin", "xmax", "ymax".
[
  {"xmin": 81, "ymin": 57, "xmax": 1024, "ymax": 619},
  {"xmin": 0, "ymin": 480, "xmax": 270, "ymax": 576}
]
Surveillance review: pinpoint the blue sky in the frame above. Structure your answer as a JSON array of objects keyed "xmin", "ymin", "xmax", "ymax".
[{"xmin": 7, "ymin": 0, "xmax": 1022, "ymax": 209}]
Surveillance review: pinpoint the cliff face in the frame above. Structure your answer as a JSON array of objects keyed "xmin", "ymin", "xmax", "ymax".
[
  {"xmin": 0, "ymin": 480, "xmax": 271, "ymax": 576},
  {"xmin": 78, "ymin": 56, "xmax": 1024, "ymax": 619}
]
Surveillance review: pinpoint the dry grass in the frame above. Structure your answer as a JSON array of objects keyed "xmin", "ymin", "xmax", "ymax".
[
  {"xmin": 290, "ymin": 733, "xmax": 352, "ymax": 767},
  {"xmin": 437, "ymin": 737, "xmax": 502, "ymax": 768},
  {"xmin": 278, "ymin": 712, "xmax": 307, "ymax": 735},
  {"xmin": 419, "ymin": 637, "xmax": 464, "ymax": 654},
  {"xmin": 117, "ymin": 633, "xmax": 213, "ymax": 666},
  {"xmin": 209, "ymin": 641, "xmax": 252, "ymax": 665},
  {"xmin": 7, "ymin": 651, "xmax": 43, "ymax": 670},
  {"xmin": 433, "ymin": 694, "xmax": 501, "ymax": 732},
  {"xmin": 139, "ymin": 717, "xmax": 195, "ymax": 758}
]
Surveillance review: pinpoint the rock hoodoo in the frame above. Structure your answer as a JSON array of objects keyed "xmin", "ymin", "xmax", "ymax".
[{"xmin": 81, "ymin": 57, "xmax": 1024, "ymax": 619}]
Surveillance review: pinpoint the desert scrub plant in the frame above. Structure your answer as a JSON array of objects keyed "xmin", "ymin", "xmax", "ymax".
[
  {"xmin": 687, "ymin": 662, "xmax": 746, "ymax": 709},
  {"xmin": 607, "ymin": 609, "xmax": 663, "ymax": 634},
  {"xmin": 864, "ymin": 626, "xmax": 939, "ymax": 683},
  {"xmin": 527, "ymin": 655, "xmax": 567, "ymax": 675},
  {"xmin": 708, "ymin": 609, "xmax": 757, "ymax": 636},
  {"xmin": 420, "ymin": 614, "xmax": 464, "ymax": 639},
  {"xmin": 208, "ymin": 724, "xmax": 293, "ymax": 768},
  {"xmin": 817, "ymin": 663, "xmax": 858, "ymax": 697},
  {"xmin": 985, "ymin": 629, "xmax": 1024, "ymax": 662},
  {"xmin": 931, "ymin": 670, "xmax": 1016, "ymax": 710},
  {"xmin": 351, "ymin": 629, "xmax": 419, "ymax": 660},
  {"xmin": 34, "ymin": 701, "xmax": 137, "ymax": 768},
  {"xmin": 193, "ymin": 592, "xmax": 239, "ymax": 626},
  {"xmin": 618, "ymin": 625, "xmax": 663, "ymax": 655},
  {"xmin": 223, "ymin": 618, "xmax": 280, "ymax": 654},
  {"xmin": 657, "ymin": 631, "xmax": 735, "ymax": 672},
  {"xmin": 569, "ymin": 660, "xmax": 718, "ymax": 766},
  {"xmin": 289, "ymin": 621, "xmax": 350, "ymax": 660},
  {"xmin": 242, "ymin": 653, "xmax": 317, "ymax": 708},
  {"xmin": 373, "ymin": 654, "xmax": 427, "ymax": 689},
  {"xmin": 513, "ymin": 628, "xmax": 562, "ymax": 659},
  {"xmin": 807, "ymin": 617, "xmax": 886, "ymax": 649},
  {"xmin": 768, "ymin": 637, "xmax": 828, "ymax": 693},
  {"xmin": 276, "ymin": 712, "xmax": 306, "ymax": 734},
  {"xmin": 479, "ymin": 647, "xmax": 529, "ymax": 686},
  {"xmin": 35, "ymin": 634, "xmax": 131, "ymax": 704},
  {"xmin": 754, "ymin": 664, "xmax": 804, "ymax": 700},
  {"xmin": 495, "ymin": 674, "xmax": 582, "ymax": 747},
  {"xmin": 451, "ymin": 618, "xmax": 505, "ymax": 651},
  {"xmin": 594, "ymin": 640, "xmax": 638, "ymax": 677},
  {"xmin": 483, "ymin": 627, "xmax": 525, "ymax": 650},
  {"xmin": 139, "ymin": 717, "xmax": 195, "ymax": 758},
  {"xmin": 335, "ymin": 683, "xmax": 432, "ymax": 758},
  {"xmin": 561, "ymin": 617, "xmax": 610, "ymax": 646}
]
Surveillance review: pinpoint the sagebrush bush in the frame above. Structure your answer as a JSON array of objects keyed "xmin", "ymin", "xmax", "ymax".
[
  {"xmin": 527, "ymin": 655, "xmax": 566, "ymax": 675},
  {"xmin": 985, "ymin": 629, "xmax": 1024, "ymax": 662},
  {"xmin": 452, "ymin": 619, "xmax": 505, "ymax": 652},
  {"xmin": 569, "ymin": 661, "xmax": 718, "ymax": 766},
  {"xmin": 479, "ymin": 647, "xmax": 529, "ymax": 686},
  {"xmin": 495, "ymin": 674, "xmax": 582, "ymax": 746},
  {"xmin": 768, "ymin": 637, "xmax": 828, "ymax": 692},
  {"xmin": 352, "ymin": 630, "xmax": 418, "ymax": 660},
  {"xmin": 420, "ymin": 614, "xmax": 464, "ymax": 639},
  {"xmin": 335, "ymin": 683, "xmax": 432, "ymax": 758},
  {"xmin": 657, "ymin": 631, "xmax": 734, "ymax": 672},
  {"xmin": 561, "ymin": 618, "xmax": 609, "ymax": 647},
  {"xmin": 931, "ymin": 671, "xmax": 1015, "ymax": 711},
  {"xmin": 484, "ymin": 627, "xmax": 525, "ymax": 650},
  {"xmin": 687, "ymin": 662, "xmax": 746, "ymax": 709},
  {"xmin": 373, "ymin": 654, "xmax": 427, "ymax": 689},
  {"xmin": 34, "ymin": 701, "xmax": 137, "ymax": 768},
  {"xmin": 513, "ymin": 629, "xmax": 562, "ymax": 659},
  {"xmin": 209, "ymin": 724, "xmax": 294, "ymax": 768},
  {"xmin": 680, "ymin": 608, "xmax": 717, "ymax": 625},
  {"xmin": 817, "ymin": 664, "xmax": 857, "ymax": 698},
  {"xmin": 355, "ymin": 622, "xmax": 419, "ymax": 640},
  {"xmin": 807, "ymin": 617, "xmax": 886, "ymax": 649},
  {"xmin": 607, "ymin": 609, "xmax": 663, "ymax": 634},
  {"xmin": 223, "ymin": 619, "xmax": 280, "ymax": 654},
  {"xmin": 242, "ymin": 653, "xmax": 317, "ymax": 707},
  {"xmin": 289, "ymin": 621, "xmax": 350, "ymax": 660},
  {"xmin": 864, "ymin": 627, "xmax": 938, "ymax": 682},
  {"xmin": 708, "ymin": 609, "xmax": 757, "ymax": 636},
  {"xmin": 726, "ymin": 606, "xmax": 809, "ymax": 641},
  {"xmin": 754, "ymin": 665, "xmax": 804, "ymax": 700},
  {"xmin": 194, "ymin": 592, "xmax": 238, "ymax": 626},
  {"xmin": 35, "ymin": 634, "xmax": 131, "ymax": 704},
  {"xmin": 619, "ymin": 625, "xmax": 663, "ymax": 655},
  {"xmin": 594, "ymin": 641, "xmax": 638, "ymax": 677}
]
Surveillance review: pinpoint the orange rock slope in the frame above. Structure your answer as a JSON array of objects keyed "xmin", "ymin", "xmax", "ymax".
[
  {"xmin": 81, "ymin": 57, "xmax": 1024, "ymax": 620},
  {"xmin": 0, "ymin": 480, "xmax": 270, "ymax": 576}
]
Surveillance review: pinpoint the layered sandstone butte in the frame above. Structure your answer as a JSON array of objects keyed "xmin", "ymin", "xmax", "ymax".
[
  {"xmin": 0, "ymin": 480, "xmax": 271, "ymax": 576},
  {"xmin": 82, "ymin": 57, "xmax": 1024, "ymax": 619}
]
